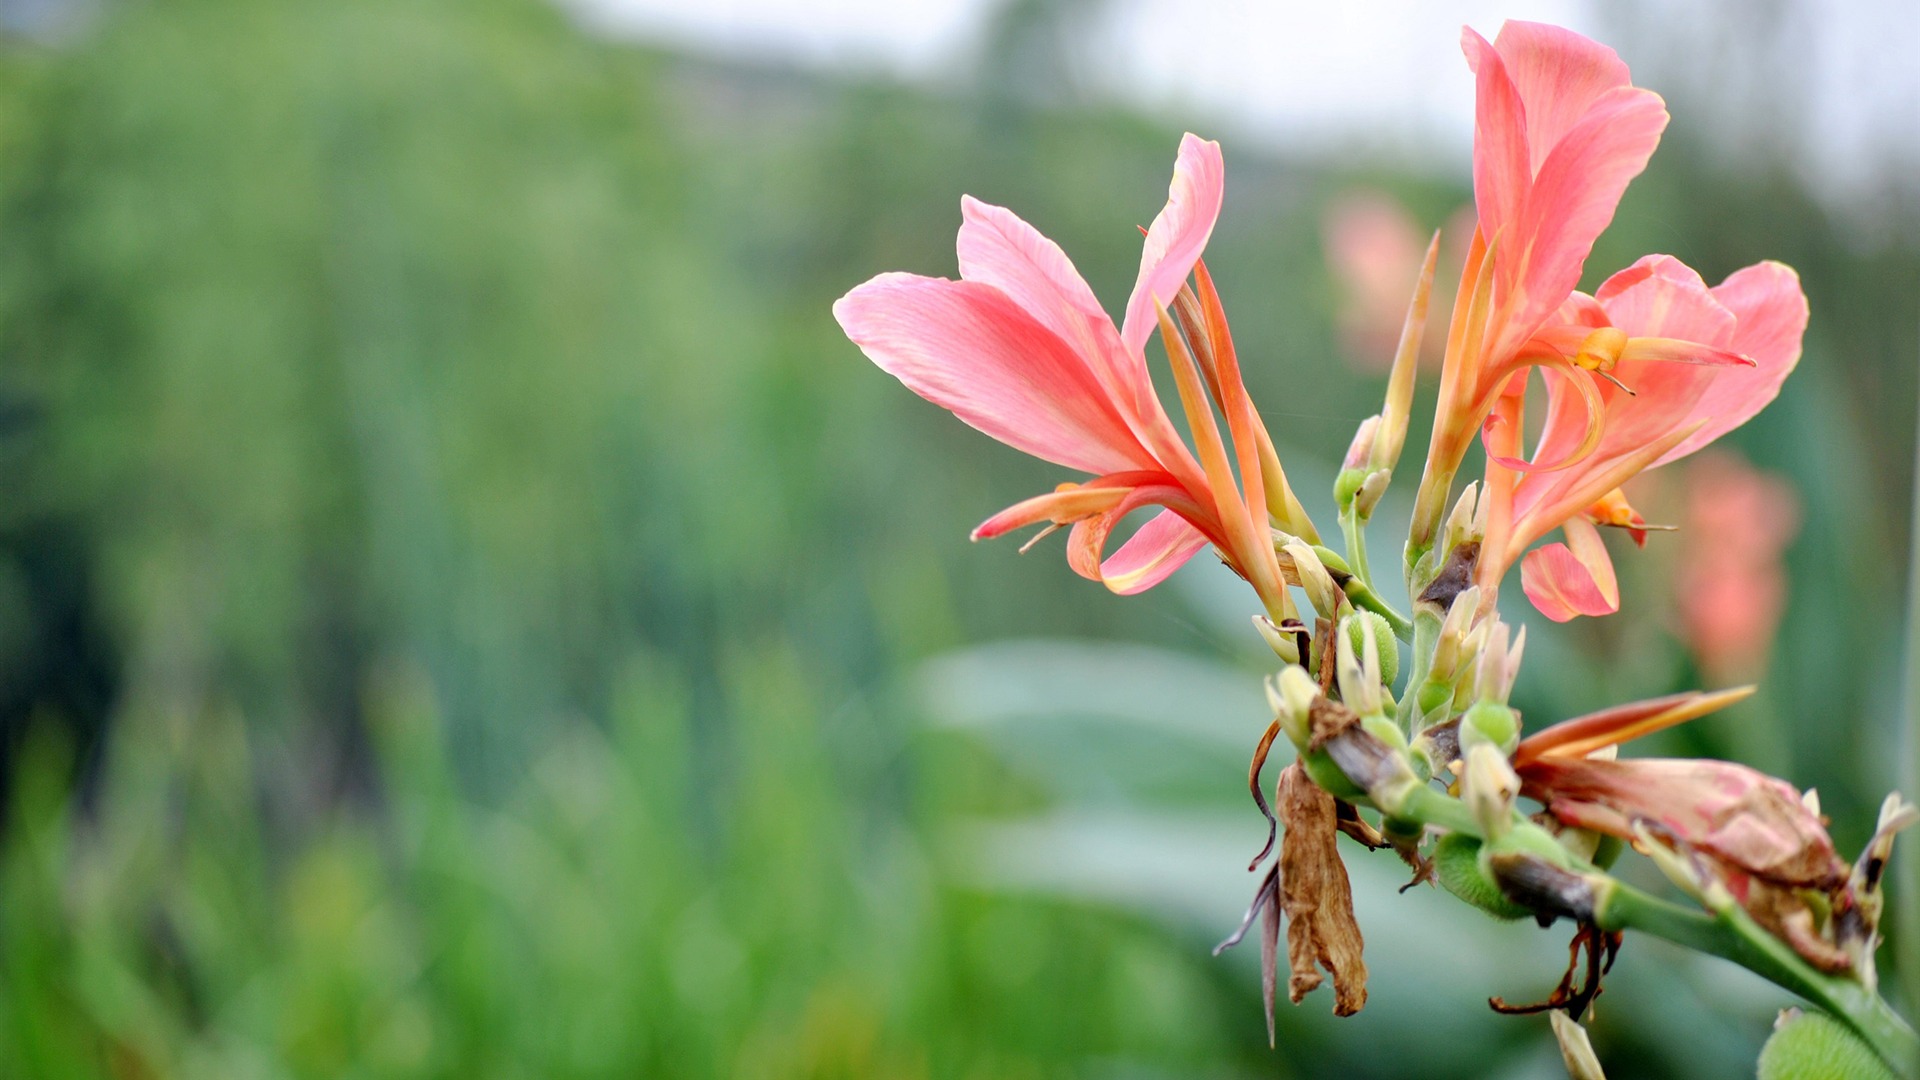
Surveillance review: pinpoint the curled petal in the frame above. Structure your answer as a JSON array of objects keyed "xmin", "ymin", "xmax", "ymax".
[
  {"xmin": 1066, "ymin": 485, "xmax": 1220, "ymax": 593},
  {"xmin": 1121, "ymin": 134, "xmax": 1225, "ymax": 358},
  {"xmin": 970, "ymin": 473, "xmax": 1165, "ymax": 541},
  {"xmin": 1484, "ymin": 354, "xmax": 1605, "ymax": 473},
  {"xmin": 1100, "ymin": 510, "xmax": 1211, "ymax": 594},
  {"xmin": 1521, "ymin": 516, "xmax": 1619, "ymax": 621}
]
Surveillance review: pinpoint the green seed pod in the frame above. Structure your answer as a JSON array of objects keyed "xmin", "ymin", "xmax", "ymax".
[
  {"xmin": 1757, "ymin": 1009, "xmax": 1895, "ymax": 1080},
  {"xmin": 1343, "ymin": 610, "xmax": 1400, "ymax": 686},
  {"xmin": 1433, "ymin": 833, "xmax": 1531, "ymax": 921}
]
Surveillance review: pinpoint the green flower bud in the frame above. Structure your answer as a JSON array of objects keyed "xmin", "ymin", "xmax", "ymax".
[{"xmin": 1460, "ymin": 700, "xmax": 1520, "ymax": 755}]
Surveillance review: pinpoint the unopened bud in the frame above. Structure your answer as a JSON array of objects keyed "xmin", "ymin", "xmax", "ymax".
[
  {"xmin": 1461, "ymin": 742, "xmax": 1520, "ymax": 841},
  {"xmin": 1343, "ymin": 415, "xmax": 1380, "ymax": 472},
  {"xmin": 1335, "ymin": 417, "xmax": 1382, "ymax": 512},
  {"xmin": 1336, "ymin": 615, "xmax": 1383, "ymax": 717},
  {"xmin": 1428, "ymin": 587, "xmax": 1481, "ymax": 679},
  {"xmin": 1459, "ymin": 700, "xmax": 1520, "ymax": 755},
  {"xmin": 1253, "ymin": 615, "xmax": 1302, "ymax": 664},
  {"xmin": 1470, "ymin": 621, "xmax": 1522, "ymax": 706},
  {"xmin": 1352, "ymin": 469, "xmax": 1391, "ymax": 519},
  {"xmin": 1444, "ymin": 481, "xmax": 1484, "ymax": 550},
  {"xmin": 1272, "ymin": 664, "xmax": 1320, "ymax": 749},
  {"xmin": 1283, "ymin": 539, "xmax": 1343, "ymax": 620},
  {"xmin": 1549, "ymin": 1011, "xmax": 1607, "ymax": 1080}
]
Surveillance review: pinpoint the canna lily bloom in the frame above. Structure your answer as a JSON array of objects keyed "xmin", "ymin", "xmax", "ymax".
[
  {"xmin": 1409, "ymin": 21, "xmax": 1672, "ymax": 554},
  {"xmin": 1503, "ymin": 256, "xmax": 1808, "ymax": 620},
  {"xmin": 1412, "ymin": 22, "xmax": 1786, "ymax": 594},
  {"xmin": 833, "ymin": 135, "xmax": 1312, "ymax": 621}
]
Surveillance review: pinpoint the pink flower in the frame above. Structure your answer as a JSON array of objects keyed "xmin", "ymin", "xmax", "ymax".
[
  {"xmin": 1324, "ymin": 191, "xmax": 1432, "ymax": 369},
  {"xmin": 833, "ymin": 135, "xmax": 1305, "ymax": 619},
  {"xmin": 1401, "ymin": 21, "xmax": 1810, "ymax": 622},
  {"xmin": 1505, "ymin": 258, "xmax": 1807, "ymax": 620},
  {"xmin": 1675, "ymin": 451, "xmax": 1801, "ymax": 677},
  {"xmin": 1411, "ymin": 22, "xmax": 1676, "ymax": 551}
]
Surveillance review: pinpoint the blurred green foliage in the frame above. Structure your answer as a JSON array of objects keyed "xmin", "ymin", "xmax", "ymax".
[{"xmin": 0, "ymin": 0, "xmax": 1909, "ymax": 1076}]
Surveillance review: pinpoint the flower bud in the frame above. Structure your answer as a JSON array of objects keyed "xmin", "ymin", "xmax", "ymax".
[
  {"xmin": 1461, "ymin": 742, "xmax": 1521, "ymax": 841},
  {"xmin": 1550, "ymin": 1011, "xmax": 1607, "ymax": 1080},
  {"xmin": 1342, "ymin": 415, "xmax": 1380, "ymax": 473},
  {"xmin": 1444, "ymin": 481, "xmax": 1485, "ymax": 551},
  {"xmin": 1460, "ymin": 700, "xmax": 1520, "ymax": 756},
  {"xmin": 1352, "ymin": 468, "xmax": 1391, "ymax": 519},
  {"xmin": 1253, "ymin": 615, "xmax": 1302, "ymax": 664},
  {"xmin": 1427, "ymin": 586, "xmax": 1481, "ymax": 681},
  {"xmin": 1270, "ymin": 664, "xmax": 1320, "ymax": 751},
  {"xmin": 1336, "ymin": 615, "xmax": 1383, "ymax": 718},
  {"xmin": 1283, "ymin": 539, "xmax": 1344, "ymax": 620}
]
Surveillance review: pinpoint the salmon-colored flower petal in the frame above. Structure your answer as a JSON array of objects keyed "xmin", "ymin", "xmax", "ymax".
[
  {"xmin": 1490, "ymin": 21, "xmax": 1634, "ymax": 174},
  {"xmin": 956, "ymin": 196, "xmax": 1202, "ymax": 493},
  {"xmin": 1100, "ymin": 509, "xmax": 1211, "ymax": 594},
  {"xmin": 1653, "ymin": 261, "xmax": 1808, "ymax": 466},
  {"xmin": 956, "ymin": 195, "xmax": 1122, "ymax": 374},
  {"xmin": 1496, "ymin": 86, "xmax": 1668, "ymax": 356},
  {"xmin": 834, "ymin": 273, "xmax": 1152, "ymax": 475},
  {"xmin": 970, "ymin": 474, "xmax": 1158, "ymax": 541},
  {"xmin": 1594, "ymin": 255, "xmax": 1736, "ymax": 344},
  {"xmin": 1463, "ymin": 24, "xmax": 1668, "ymax": 359},
  {"xmin": 1121, "ymin": 134, "xmax": 1225, "ymax": 359},
  {"xmin": 1520, "ymin": 515, "xmax": 1618, "ymax": 621}
]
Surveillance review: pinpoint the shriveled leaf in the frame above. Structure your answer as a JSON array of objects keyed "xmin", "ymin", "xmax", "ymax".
[{"xmin": 1278, "ymin": 763, "xmax": 1369, "ymax": 1015}]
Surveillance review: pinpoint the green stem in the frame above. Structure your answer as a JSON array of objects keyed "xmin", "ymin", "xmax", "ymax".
[
  {"xmin": 1340, "ymin": 501, "xmax": 1374, "ymax": 588},
  {"xmin": 1309, "ymin": 545, "xmax": 1413, "ymax": 642},
  {"xmin": 1598, "ymin": 880, "xmax": 1920, "ymax": 1078},
  {"xmin": 1395, "ymin": 607, "xmax": 1442, "ymax": 730}
]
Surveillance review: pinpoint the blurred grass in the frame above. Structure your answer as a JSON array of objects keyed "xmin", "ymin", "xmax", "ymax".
[{"xmin": 0, "ymin": 0, "xmax": 1908, "ymax": 1076}]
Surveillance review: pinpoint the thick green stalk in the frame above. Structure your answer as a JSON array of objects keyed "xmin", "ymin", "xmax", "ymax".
[{"xmin": 1597, "ymin": 881, "xmax": 1919, "ymax": 1078}]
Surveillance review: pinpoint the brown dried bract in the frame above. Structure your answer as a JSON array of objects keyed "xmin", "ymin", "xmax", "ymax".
[
  {"xmin": 1416, "ymin": 540, "xmax": 1479, "ymax": 609},
  {"xmin": 1307, "ymin": 696, "xmax": 1359, "ymax": 752},
  {"xmin": 1278, "ymin": 763, "xmax": 1369, "ymax": 1016}
]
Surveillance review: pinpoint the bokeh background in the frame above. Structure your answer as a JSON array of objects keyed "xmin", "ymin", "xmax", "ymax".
[{"xmin": 0, "ymin": 0, "xmax": 1912, "ymax": 1076}]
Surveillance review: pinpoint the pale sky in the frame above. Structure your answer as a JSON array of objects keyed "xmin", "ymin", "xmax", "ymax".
[{"xmin": 561, "ymin": 0, "xmax": 1919, "ymax": 216}]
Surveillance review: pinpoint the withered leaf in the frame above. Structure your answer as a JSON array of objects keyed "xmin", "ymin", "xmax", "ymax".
[{"xmin": 1278, "ymin": 762, "xmax": 1369, "ymax": 1016}]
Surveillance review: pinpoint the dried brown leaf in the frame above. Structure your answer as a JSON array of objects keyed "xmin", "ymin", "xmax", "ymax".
[{"xmin": 1278, "ymin": 763, "xmax": 1369, "ymax": 1015}]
